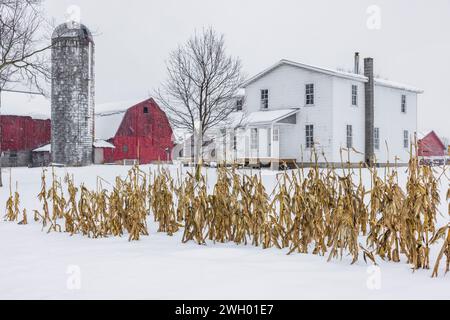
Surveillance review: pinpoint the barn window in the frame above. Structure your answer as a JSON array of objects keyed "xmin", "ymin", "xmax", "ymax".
[
  {"xmin": 260, "ymin": 90, "xmax": 269, "ymax": 109},
  {"xmin": 352, "ymin": 85, "xmax": 358, "ymax": 106},
  {"xmin": 123, "ymin": 145, "xmax": 128, "ymax": 154},
  {"xmin": 143, "ymin": 107, "xmax": 149, "ymax": 114},
  {"xmin": 374, "ymin": 128, "xmax": 380, "ymax": 150},
  {"xmin": 306, "ymin": 125, "xmax": 314, "ymax": 148},
  {"xmin": 401, "ymin": 95, "xmax": 407, "ymax": 113},
  {"xmin": 306, "ymin": 84, "xmax": 315, "ymax": 106},
  {"xmin": 346, "ymin": 125, "xmax": 353, "ymax": 149},
  {"xmin": 403, "ymin": 130, "xmax": 409, "ymax": 149}
]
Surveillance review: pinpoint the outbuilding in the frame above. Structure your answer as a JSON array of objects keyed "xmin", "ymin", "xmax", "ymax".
[{"xmin": 95, "ymin": 98, "xmax": 174, "ymax": 164}]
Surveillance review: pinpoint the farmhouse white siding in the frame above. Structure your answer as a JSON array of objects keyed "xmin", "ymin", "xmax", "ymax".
[
  {"xmin": 213, "ymin": 58, "xmax": 421, "ymax": 167},
  {"xmin": 373, "ymin": 86, "xmax": 418, "ymax": 164},
  {"xmin": 331, "ymin": 77, "xmax": 366, "ymax": 163},
  {"xmin": 245, "ymin": 64, "xmax": 336, "ymax": 162}
]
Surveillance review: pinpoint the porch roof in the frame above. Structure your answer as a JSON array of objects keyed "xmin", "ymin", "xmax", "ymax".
[{"xmin": 246, "ymin": 108, "xmax": 300, "ymax": 126}]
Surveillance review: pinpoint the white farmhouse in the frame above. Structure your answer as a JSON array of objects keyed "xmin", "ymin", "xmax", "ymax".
[{"xmin": 215, "ymin": 54, "xmax": 423, "ymax": 168}]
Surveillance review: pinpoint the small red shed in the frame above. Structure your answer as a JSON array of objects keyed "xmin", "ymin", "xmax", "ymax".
[
  {"xmin": 95, "ymin": 98, "xmax": 174, "ymax": 164},
  {"xmin": 0, "ymin": 115, "xmax": 51, "ymax": 167},
  {"xmin": 418, "ymin": 131, "xmax": 446, "ymax": 158}
]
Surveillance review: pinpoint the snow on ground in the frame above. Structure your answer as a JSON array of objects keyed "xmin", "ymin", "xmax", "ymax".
[{"xmin": 0, "ymin": 164, "xmax": 449, "ymax": 300}]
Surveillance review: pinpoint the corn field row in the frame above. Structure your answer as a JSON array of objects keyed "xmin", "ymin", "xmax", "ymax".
[{"xmin": 4, "ymin": 159, "xmax": 450, "ymax": 278}]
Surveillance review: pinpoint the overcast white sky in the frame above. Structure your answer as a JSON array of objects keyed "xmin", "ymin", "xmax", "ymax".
[{"xmin": 3, "ymin": 0, "xmax": 450, "ymax": 138}]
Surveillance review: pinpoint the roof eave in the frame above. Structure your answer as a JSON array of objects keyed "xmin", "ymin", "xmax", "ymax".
[
  {"xmin": 243, "ymin": 60, "xmax": 368, "ymax": 88},
  {"xmin": 247, "ymin": 109, "xmax": 300, "ymax": 126}
]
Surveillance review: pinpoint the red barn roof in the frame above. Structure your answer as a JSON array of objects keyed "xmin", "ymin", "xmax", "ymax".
[{"xmin": 418, "ymin": 131, "xmax": 446, "ymax": 157}]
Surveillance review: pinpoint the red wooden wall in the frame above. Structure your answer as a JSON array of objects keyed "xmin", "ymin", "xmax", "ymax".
[
  {"xmin": 418, "ymin": 131, "xmax": 446, "ymax": 157},
  {"xmin": 103, "ymin": 99, "xmax": 174, "ymax": 164},
  {"xmin": 0, "ymin": 116, "xmax": 51, "ymax": 152}
]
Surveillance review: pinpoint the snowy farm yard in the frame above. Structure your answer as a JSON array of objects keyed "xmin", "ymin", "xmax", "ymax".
[{"xmin": 0, "ymin": 164, "xmax": 449, "ymax": 300}]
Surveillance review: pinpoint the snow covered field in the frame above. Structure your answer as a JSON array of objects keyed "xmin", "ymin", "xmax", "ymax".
[{"xmin": 0, "ymin": 164, "xmax": 449, "ymax": 300}]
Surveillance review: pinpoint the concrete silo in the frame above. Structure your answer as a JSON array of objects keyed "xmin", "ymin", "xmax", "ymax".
[{"xmin": 51, "ymin": 21, "xmax": 95, "ymax": 166}]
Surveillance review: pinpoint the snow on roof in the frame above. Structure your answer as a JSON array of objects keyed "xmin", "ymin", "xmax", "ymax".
[
  {"xmin": 246, "ymin": 108, "xmax": 300, "ymax": 125},
  {"xmin": 244, "ymin": 59, "xmax": 423, "ymax": 94},
  {"xmin": 216, "ymin": 111, "xmax": 246, "ymax": 129},
  {"xmin": 0, "ymin": 91, "xmax": 50, "ymax": 119},
  {"xmin": 33, "ymin": 144, "xmax": 51, "ymax": 152},
  {"xmin": 94, "ymin": 99, "xmax": 149, "ymax": 140},
  {"xmin": 244, "ymin": 59, "xmax": 367, "ymax": 87},
  {"xmin": 93, "ymin": 139, "xmax": 115, "ymax": 149},
  {"xmin": 374, "ymin": 78, "xmax": 423, "ymax": 93},
  {"xmin": 95, "ymin": 111, "xmax": 126, "ymax": 141},
  {"xmin": 33, "ymin": 140, "xmax": 115, "ymax": 152},
  {"xmin": 95, "ymin": 99, "xmax": 145, "ymax": 115},
  {"xmin": 172, "ymin": 128, "xmax": 190, "ymax": 144}
]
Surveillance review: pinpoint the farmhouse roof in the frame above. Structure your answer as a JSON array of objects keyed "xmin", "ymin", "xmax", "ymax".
[
  {"xmin": 243, "ymin": 59, "xmax": 423, "ymax": 93},
  {"xmin": 245, "ymin": 108, "xmax": 300, "ymax": 126}
]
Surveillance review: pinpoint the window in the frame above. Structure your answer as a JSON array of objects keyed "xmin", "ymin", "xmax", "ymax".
[
  {"xmin": 123, "ymin": 145, "xmax": 128, "ymax": 154},
  {"xmin": 403, "ymin": 130, "xmax": 409, "ymax": 148},
  {"xmin": 251, "ymin": 128, "xmax": 259, "ymax": 149},
  {"xmin": 273, "ymin": 128, "xmax": 279, "ymax": 142},
  {"xmin": 374, "ymin": 128, "xmax": 380, "ymax": 150},
  {"xmin": 401, "ymin": 95, "xmax": 407, "ymax": 113},
  {"xmin": 236, "ymin": 99, "xmax": 243, "ymax": 111},
  {"xmin": 306, "ymin": 125, "xmax": 314, "ymax": 148},
  {"xmin": 306, "ymin": 84, "xmax": 315, "ymax": 105},
  {"xmin": 346, "ymin": 125, "xmax": 353, "ymax": 149},
  {"xmin": 352, "ymin": 85, "xmax": 358, "ymax": 106},
  {"xmin": 233, "ymin": 134, "xmax": 237, "ymax": 151},
  {"xmin": 143, "ymin": 107, "xmax": 149, "ymax": 114},
  {"xmin": 260, "ymin": 90, "xmax": 269, "ymax": 109}
]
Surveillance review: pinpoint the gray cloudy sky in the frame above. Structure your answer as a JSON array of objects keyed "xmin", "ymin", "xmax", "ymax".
[{"xmin": 4, "ymin": 0, "xmax": 450, "ymax": 139}]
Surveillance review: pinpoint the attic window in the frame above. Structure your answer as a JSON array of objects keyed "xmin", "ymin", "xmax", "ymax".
[{"xmin": 143, "ymin": 107, "xmax": 149, "ymax": 114}]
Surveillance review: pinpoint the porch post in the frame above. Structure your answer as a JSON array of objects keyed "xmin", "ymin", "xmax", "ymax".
[{"xmin": 271, "ymin": 124, "xmax": 280, "ymax": 171}]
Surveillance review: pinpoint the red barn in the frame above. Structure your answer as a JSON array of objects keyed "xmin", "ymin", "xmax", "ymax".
[
  {"xmin": 0, "ymin": 115, "xmax": 51, "ymax": 167},
  {"xmin": 418, "ymin": 131, "xmax": 446, "ymax": 158},
  {"xmin": 95, "ymin": 98, "xmax": 174, "ymax": 164}
]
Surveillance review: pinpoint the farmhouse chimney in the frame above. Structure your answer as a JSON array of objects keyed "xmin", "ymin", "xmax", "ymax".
[
  {"xmin": 354, "ymin": 52, "xmax": 360, "ymax": 74},
  {"xmin": 364, "ymin": 57, "xmax": 375, "ymax": 166}
]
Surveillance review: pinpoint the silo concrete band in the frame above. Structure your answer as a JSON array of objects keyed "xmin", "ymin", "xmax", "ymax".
[{"xmin": 51, "ymin": 22, "xmax": 95, "ymax": 166}]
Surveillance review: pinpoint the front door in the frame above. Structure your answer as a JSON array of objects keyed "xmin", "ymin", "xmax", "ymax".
[{"xmin": 267, "ymin": 128, "xmax": 272, "ymax": 158}]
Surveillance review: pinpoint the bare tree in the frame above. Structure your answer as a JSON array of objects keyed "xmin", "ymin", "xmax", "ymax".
[
  {"xmin": 0, "ymin": 0, "xmax": 51, "ymax": 187},
  {"xmin": 156, "ymin": 27, "xmax": 244, "ymax": 160}
]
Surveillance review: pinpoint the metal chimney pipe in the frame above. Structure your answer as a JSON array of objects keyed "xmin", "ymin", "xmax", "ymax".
[{"xmin": 354, "ymin": 52, "xmax": 360, "ymax": 74}]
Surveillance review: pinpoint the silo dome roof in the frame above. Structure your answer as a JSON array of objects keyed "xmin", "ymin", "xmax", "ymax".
[{"xmin": 52, "ymin": 22, "xmax": 93, "ymax": 42}]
